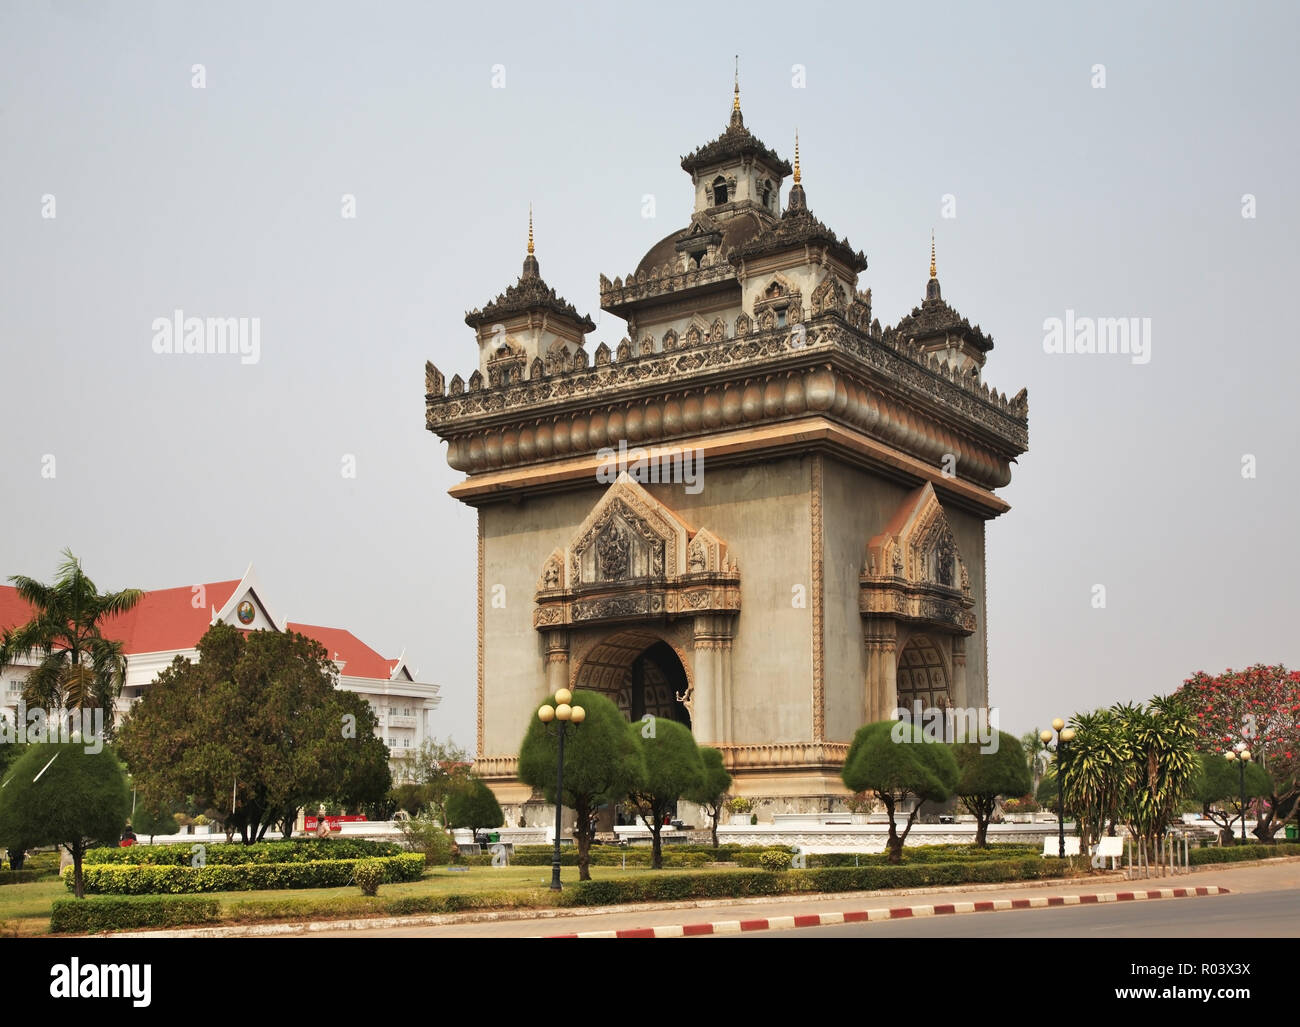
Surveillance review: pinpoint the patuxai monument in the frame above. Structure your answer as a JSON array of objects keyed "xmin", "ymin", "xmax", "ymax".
[{"xmin": 424, "ymin": 82, "xmax": 1029, "ymax": 821}]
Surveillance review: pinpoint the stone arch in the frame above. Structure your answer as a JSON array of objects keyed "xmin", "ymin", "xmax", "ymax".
[
  {"xmin": 895, "ymin": 633, "xmax": 951, "ymax": 713},
  {"xmin": 571, "ymin": 628, "xmax": 694, "ymax": 729}
]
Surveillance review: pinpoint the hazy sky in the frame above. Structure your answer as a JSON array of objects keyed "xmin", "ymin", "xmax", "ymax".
[{"xmin": 2, "ymin": 0, "xmax": 1297, "ymax": 751}]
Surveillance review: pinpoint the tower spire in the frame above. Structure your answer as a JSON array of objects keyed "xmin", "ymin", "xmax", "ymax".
[
  {"xmin": 733, "ymin": 54, "xmax": 740, "ymax": 111},
  {"xmin": 925, "ymin": 229, "xmax": 941, "ymax": 301},
  {"xmin": 528, "ymin": 204, "xmax": 534, "ymax": 255},
  {"xmin": 793, "ymin": 130, "xmax": 801, "ymax": 184}
]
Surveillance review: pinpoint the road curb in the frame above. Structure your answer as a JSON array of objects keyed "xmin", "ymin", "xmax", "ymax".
[{"xmin": 545, "ymin": 885, "xmax": 1231, "ymax": 938}]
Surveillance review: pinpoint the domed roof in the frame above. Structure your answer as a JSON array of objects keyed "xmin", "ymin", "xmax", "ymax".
[{"xmin": 634, "ymin": 208, "xmax": 772, "ymax": 278}]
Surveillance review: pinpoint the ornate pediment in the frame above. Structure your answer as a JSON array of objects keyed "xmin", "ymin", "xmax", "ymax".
[
  {"xmin": 534, "ymin": 473, "xmax": 740, "ymax": 629},
  {"xmin": 860, "ymin": 483, "xmax": 974, "ymax": 633}
]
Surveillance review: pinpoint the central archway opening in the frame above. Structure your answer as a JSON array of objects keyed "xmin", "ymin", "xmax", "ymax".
[
  {"xmin": 896, "ymin": 633, "xmax": 952, "ymax": 715},
  {"xmin": 574, "ymin": 631, "xmax": 691, "ymax": 729},
  {"xmin": 572, "ymin": 630, "xmax": 692, "ymax": 830}
]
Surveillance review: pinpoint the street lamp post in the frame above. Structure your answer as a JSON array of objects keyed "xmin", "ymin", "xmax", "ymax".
[
  {"xmin": 1224, "ymin": 743, "xmax": 1253, "ymax": 845},
  {"xmin": 537, "ymin": 689, "xmax": 585, "ymax": 891},
  {"xmin": 1040, "ymin": 718, "xmax": 1077, "ymax": 859}
]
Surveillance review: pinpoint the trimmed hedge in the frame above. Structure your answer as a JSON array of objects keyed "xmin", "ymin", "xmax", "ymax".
[
  {"xmin": 508, "ymin": 847, "xmax": 713, "ymax": 868},
  {"xmin": 50, "ymin": 896, "xmax": 221, "ymax": 934},
  {"xmin": 1190, "ymin": 842, "xmax": 1300, "ymax": 865},
  {"xmin": 558, "ymin": 856, "xmax": 1061, "ymax": 906},
  {"xmin": 507, "ymin": 843, "xmax": 1037, "ymax": 868},
  {"xmin": 0, "ymin": 869, "xmax": 48, "ymax": 886},
  {"xmin": 68, "ymin": 853, "xmax": 425, "ymax": 894},
  {"xmin": 83, "ymin": 839, "xmax": 401, "ymax": 866}
]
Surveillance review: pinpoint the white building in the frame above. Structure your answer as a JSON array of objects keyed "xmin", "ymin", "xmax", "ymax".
[{"xmin": 0, "ymin": 564, "xmax": 440, "ymax": 771}]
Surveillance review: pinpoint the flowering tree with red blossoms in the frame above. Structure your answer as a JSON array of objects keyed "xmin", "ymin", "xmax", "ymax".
[{"xmin": 1175, "ymin": 664, "xmax": 1300, "ymax": 841}]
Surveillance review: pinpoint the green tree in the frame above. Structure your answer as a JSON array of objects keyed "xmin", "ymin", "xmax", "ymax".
[
  {"xmin": 627, "ymin": 717, "xmax": 703, "ymax": 870},
  {"xmin": 0, "ymin": 549, "xmax": 143, "ymax": 732},
  {"xmin": 841, "ymin": 720, "xmax": 958, "ymax": 864},
  {"xmin": 686, "ymin": 747, "xmax": 732, "ymax": 848},
  {"xmin": 954, "ymin": 732, "xmax": 1032, "ymax": 846},
  {"xmin": 118, "ymin": 622, "xmax": 391, "ymax": 843},
  {"xmin": 130, "ymin": 796, "xmax": 181, "ymax": 844},
  {"xmin": 1055, "ymin": 708, "xmax": 1128, "ymax": 851},
  {"xmin": 1036, "ymin": 767, "xmax": 1059, "ymax": 813},
  {"xmin": 1191, "ymin": 751, "xmax": 1272, "ymax": 842},
  {"xmin": 1020, "ymin": 728, "xmax": 1049, "ymax": 792},
  {"xmin": 0, "ymin": 741, "xmax": 130, "ymax": 897},
  {"xmin": 1058, "ymin": 698, "xmax": 1199, "ymax": 856},
  {"xmin": 1112, "ymin": 697, "xmax": 1199, "ymax": 855},
  {"xmin": 1175, "ymin": 665, "xmax": 1300, "ymax": 841},
  {"xmin": 394, "ymin": 810, "xmax": 454, "ymax": 865},
  {"xmin": 401, "ymin": 736, "xmax": 472, "ymax": 832},
  {"xmin": 446, "ymin": 777, "xmax": 504, "ymax": 838},
  {"xmin": 519, "ymin": 691, "xmax": 644, "ymax": 881},
  {"xmin": 389, "ymin": 782, "xmax": 434, "ymax": 815}
]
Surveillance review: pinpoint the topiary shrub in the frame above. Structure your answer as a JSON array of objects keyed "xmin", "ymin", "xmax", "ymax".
[
  {"xmin": 758, "ymin": 850, "xmax": 793, "ymax": 872},
  {"xmin": 354, "ymin": 858, "xmax": 385, "ymax": 897}
]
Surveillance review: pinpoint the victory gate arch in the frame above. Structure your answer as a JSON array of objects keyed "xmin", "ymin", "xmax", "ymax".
[{"xmin": 423, "ymin": 87, "xmax": 1028, "ymax": 814}]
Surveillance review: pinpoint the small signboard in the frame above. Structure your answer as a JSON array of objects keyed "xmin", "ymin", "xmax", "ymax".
[{"xmin": 1043, "ymin": 836, "xmax": 1081, "ymax": 857}]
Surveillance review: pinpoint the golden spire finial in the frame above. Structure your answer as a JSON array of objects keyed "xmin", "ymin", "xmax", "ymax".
[
  {"xmin": 930, "ymin": 229, "xmax": 936, "ymax": 279},
  {"xmin": 527, "ymin": 204, "xmax": 534, "ymax": 255},
  {"xmin": 793, "ymin": 130, "xmax": 801, "ymax": 184},
  {"xmin": 733, "ymin": 54, "xmax": 740, "ymax": 111}
]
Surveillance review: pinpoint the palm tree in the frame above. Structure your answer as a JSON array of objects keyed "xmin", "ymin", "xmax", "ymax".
[
  {"xmin": 0, "ymin": 549, "xmax": 143, "ymax": 732},
  {"xmin": 1021, "ymin": 728, "xmax": 1050, "ymax": 793},
  {"xmin": 1114, "ymin": 696, "xmax": 1197, "ymax": 856},
  {"xmin": 1058, "ymin": 708, "xmax": 1132, "ymax": 853}
]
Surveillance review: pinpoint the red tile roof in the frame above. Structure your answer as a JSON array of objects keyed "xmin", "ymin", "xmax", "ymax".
[
  {"xmin": 286, "ymin": 622, "xmax": 397, "ymax": 680},
  {"xmin": 99, "ymin": 580, "xmax": 241, "ymax": 655},
  {"xmin": 0, "ymin": 580, "xmax": 398, "ymax": 682}
]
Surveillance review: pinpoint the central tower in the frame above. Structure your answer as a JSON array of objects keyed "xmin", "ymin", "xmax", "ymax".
[{"xmin": 424, "ymin": 86, "xmax": 1028, "ymax": 816}]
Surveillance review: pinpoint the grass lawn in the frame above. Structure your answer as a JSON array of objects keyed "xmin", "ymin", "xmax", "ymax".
[{"xmin": 0, "ymin": 864, "xmax": 690, "ymax": 935}]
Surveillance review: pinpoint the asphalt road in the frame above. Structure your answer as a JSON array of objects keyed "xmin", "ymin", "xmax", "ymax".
[{"xmin": 726, "ymin": 888, "xmax": 1299, "ymax": 938}]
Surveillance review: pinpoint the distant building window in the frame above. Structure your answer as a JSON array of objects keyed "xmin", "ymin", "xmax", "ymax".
[
  {"xmin": 762, "ymin": 180, "xmax": 772, "ymax": 208},
  {"xmin": 388, "ymin": 707, "xmax": 396, "ymax": 716},
  {"xmin": 712, "ymin": 176, "xmax": 728, "ymax": 205},
  {"xmin": 403, "ymin": 738, "xmax": 410, "ymax": 748}
]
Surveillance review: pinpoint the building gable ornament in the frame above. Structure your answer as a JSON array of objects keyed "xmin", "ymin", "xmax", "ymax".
[
  {"xmin": 861, "ymin": 482, "xmax": 975, "ymax": 634},
  {"xmin": 810, "ymin": 273, "xmax": 847, "ymax": 317},
  {"xmin": 534, "ymin": 473, "xmax": 740, "ymax": 630}
]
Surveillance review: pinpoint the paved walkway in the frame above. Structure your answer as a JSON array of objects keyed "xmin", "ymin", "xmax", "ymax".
[{"xmin": 115, "ymin": 856, "xmax": 1300, "ymax": 939}]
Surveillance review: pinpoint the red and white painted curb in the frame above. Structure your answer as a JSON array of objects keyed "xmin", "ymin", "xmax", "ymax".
[{"xmin": 545, "ymin": 885, "xmax": 1230, "ymax": 938}]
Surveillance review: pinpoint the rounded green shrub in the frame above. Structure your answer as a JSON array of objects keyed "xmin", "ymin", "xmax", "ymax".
[
  {"xmin": 758, "ymin": 850, "xmax": 793, "ymax": 872},
  {"xmin": 354, "ymin": 858, "xmax": 384, "ymax": 896}
]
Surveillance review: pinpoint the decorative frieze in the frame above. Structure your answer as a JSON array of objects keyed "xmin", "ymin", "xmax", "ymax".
[{"xmin": 426, "ymin": 316, "xmax": 1027, "ymax": 491}]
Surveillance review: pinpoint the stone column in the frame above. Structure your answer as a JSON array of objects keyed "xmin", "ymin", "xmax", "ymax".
[
  {"xmin": 544, "ymin": 630, "xmax": 569, "ymax": 697},
  {"xmin": 691, "ymin": 616, "xmax": 721, "ymax": 744},
  {"xmin": 951, "ymin": 635, "xmax": 968, "ymax": 711},
  {"xmin": 720, "ymin": 629, "xmax": 734, "ymax": 743},
  {"xmin": 863, "ymin": 620, "xmax": 898, "ymax": 723}
]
